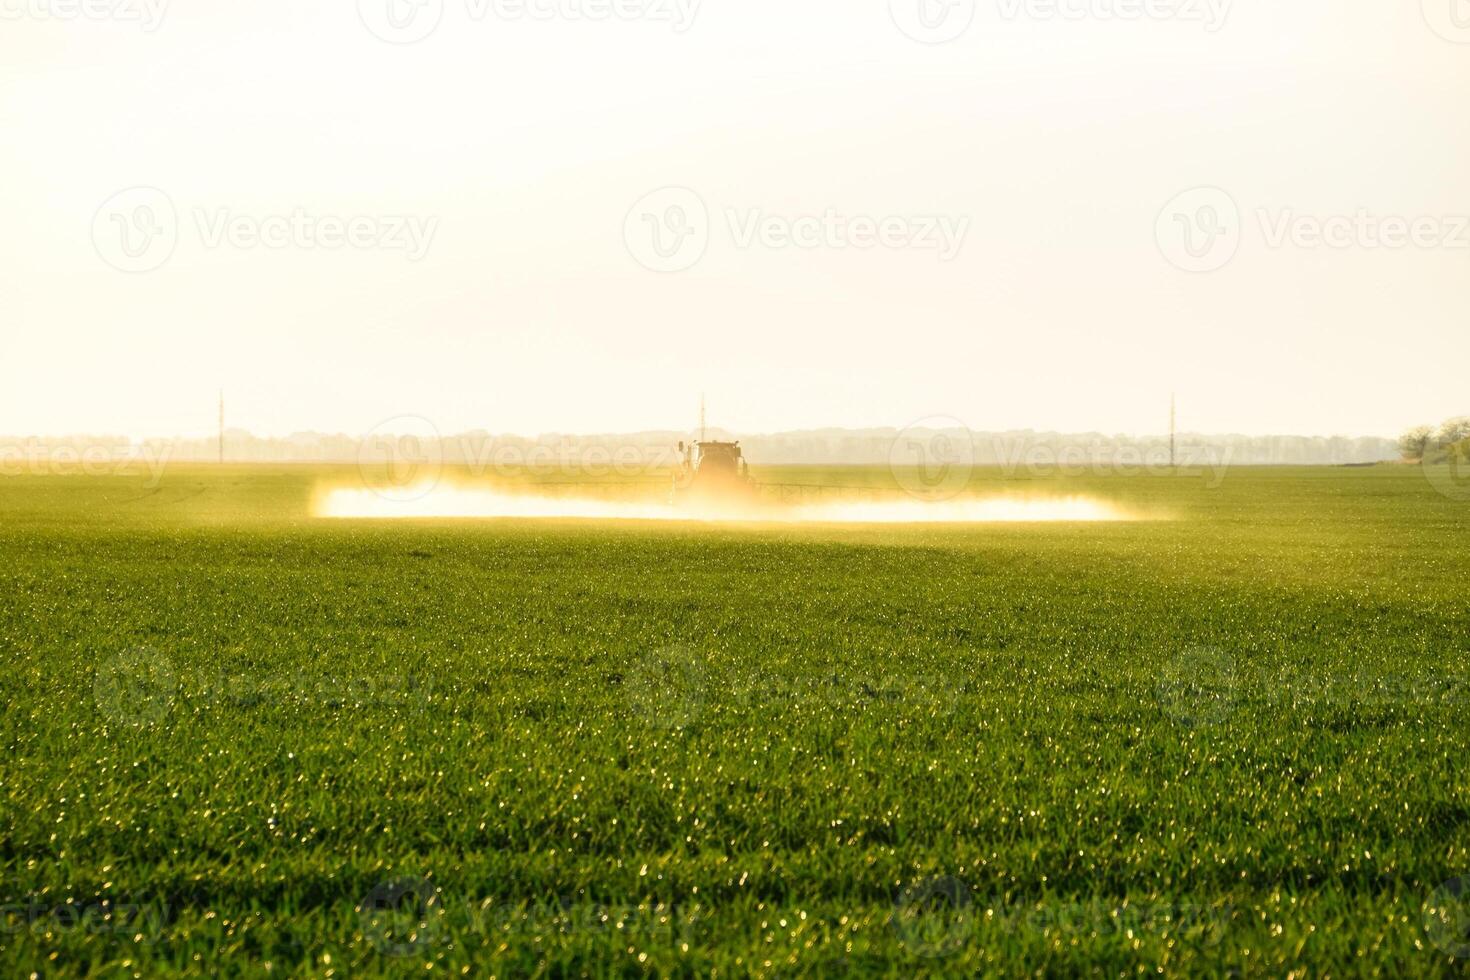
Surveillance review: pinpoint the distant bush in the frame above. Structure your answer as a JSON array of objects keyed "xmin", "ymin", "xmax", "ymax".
[
  {"xmin": 1399, "ymin": 425, "xmax": 1434, "ymax": 461},
  {"xmin": 1438, "ymin": 416, "xmax": 1470, "ymax": 447},
  {"xmin": 1405, "ymin": 416, "xmax": 1470, "ymax": 462}
]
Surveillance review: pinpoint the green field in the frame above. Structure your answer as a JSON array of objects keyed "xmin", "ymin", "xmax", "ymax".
[{"xmin": 2, "ymin": 464, "xmax": 1469, "ymax": 977}]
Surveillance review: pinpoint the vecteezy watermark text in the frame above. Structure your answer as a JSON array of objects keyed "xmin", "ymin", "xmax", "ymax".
[
  {"xmin": 1155, "ymin": 651, "xmax": 1470, "ymax": 730},
  {"xmin": 93, "ymin": 647, "xmax": 434, "ymax": 726},
  {"xmin": 1, "ymin": 898, "xmax": 168, "ymax": 943},
  {"xmin": 625, "ymin": 188, "xmax": 969, "ymax": 273},
  {"xmin": 93, "ymin": 187, "xmax": 438, "ymax": 273},
  {"xmin": 356, "ymin": 876, "xmax": 1228, "ymax": 960},
  {"xmin": 1257, "ymin": 210, "xmax": 1470, "ymax": 252},
  {"xmin": 889, "ymin": 0, "xmax": 1230, "ymax": 44},
  {"xmin": 727, "ymin": 210, "xmax": 969, "ymax": 261},
  {"xmin": 996, "ymin": 0, "xmax": 1230, "ymax": 31},
  {"xmin": 0, "ymin": 441, "xmax": 173, "ymax": 486},
  {"xmin": 890, "ymin": 877, "xmax": 1227, "ymax": 959},
  {"xmin": 193, "ymin": 209, "xmax": 436, "ymax": 260},
  {"xmin": 0, "ymin": 0, "xmax": 168, "ymax": 30},
  {"xmin": 357, "ymin": 0, "xmax": 700, "ymax": 44},
  {"xmin": 355, "ymin": 415, "xmax": 688, "ymax": 502},
  {"xmin": 624, "ymin": 644, "xmax": 968, "ymax": 732},
  {"xmin": 359, "ymin": 879, "xmax": 691, "ymax": 957},
  {"xmin": 994, "ymin": 438, "xmax": 1233, "ymax": 488},
  {"xmin": 887, "ymin": 418, "xmax": 1236, "ymax": 502}
]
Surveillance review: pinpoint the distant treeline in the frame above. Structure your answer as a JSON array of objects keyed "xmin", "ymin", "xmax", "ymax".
[{"xmin": 1, "ymin": 428, "xmax": 1402, "ymax": 467}]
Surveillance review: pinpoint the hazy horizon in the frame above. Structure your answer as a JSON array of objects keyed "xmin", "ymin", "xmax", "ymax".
[
  {"xmin": 0, "ymin": 402, "xmax": 1455, "ymax": 444},
  {"xmin": 0, "ymin": 418, "xmax": 1416, "ymax": 444}
]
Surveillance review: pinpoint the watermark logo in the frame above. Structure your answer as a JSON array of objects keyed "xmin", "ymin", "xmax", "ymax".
[
  {"xmin": 1422, "ymin": 0, "xmax": 1470, "ymax": 43},
  {"xmin": 1425, "ymin": 878, "xmax": 1470, "ymax": 958},
  {"xmin": 625, "ymin": 187, "xmax": 709, "ymax": 273},
  {"xmin": 1156, "ymin": 186, "xmax": 1240, "ymax": 273},
  {"xmin": 625, "ymin": 644, "xmax": 707, "ymax": 730},
  {"xmin": 94, "ymin": 647, "xmax": 178, "ymax": 726},
  {"xmin": 0, "ymin": 0, "xmax": 169, "ymax": 30},
  {"xmin": 357, "ymin": 416, "xmax": 445, "ymax": 503},
  {"xmin": 1156, "ymin": 646, "xmax": 1237, "ymax": 728},
  {"xmin": 358, "ymin": 0, "xmax": 444, "ymax": 43},
  {"xmin": 1423, "ymin": 446, "xmax": 1470, "ymax": 502},
  {"xmin": 92, "ymin": 187, "xmax": 178, "ymax": 274},
  {"xmin": 891, "ymin": 0, "xmax": 976, "ymax": 44},
  {"xmin": 359, "ymin": 877, "xmax": 445, "ymax": 957},
  {"xmin": 889, "ymin": 417, "xmax": 976, "ymax": 501},
  {"xmin": 891, "ymin": 876, "xmax": 974, "ymax": 958}
]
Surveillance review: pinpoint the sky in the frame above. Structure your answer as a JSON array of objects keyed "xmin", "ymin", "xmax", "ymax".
[{"xmin": 1, "ymin": 0, "xmax": 1466, "ymax": 440}]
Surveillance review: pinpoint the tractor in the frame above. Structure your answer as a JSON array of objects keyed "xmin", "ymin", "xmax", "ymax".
[{"xmin": 671, "ymin": 438, "xmax": 757, "ymax": 509}]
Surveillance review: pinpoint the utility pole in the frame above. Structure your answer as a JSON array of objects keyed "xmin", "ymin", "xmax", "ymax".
[
  {"xmin": 1169, "ymin": 393, "xmax": 1177, "ymax": 469},
  {"xmin": 218, "ymin": 390, "xmax": 225, "ymax": 465},
  {"xmin": 699, "ymin": 394, "xmax": 706, "ymax": 444}
]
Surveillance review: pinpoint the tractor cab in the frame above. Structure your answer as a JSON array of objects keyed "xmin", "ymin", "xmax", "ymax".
[{"xmin": 672, "ymin": 439, "xmax": 755, "ymax": 506}]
